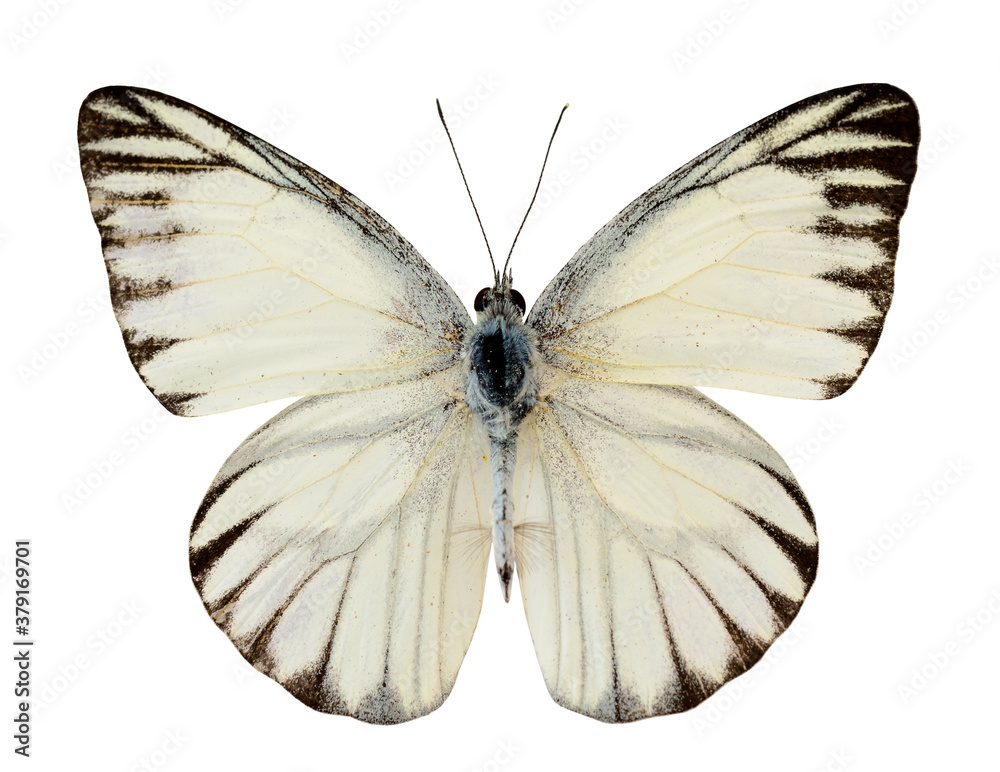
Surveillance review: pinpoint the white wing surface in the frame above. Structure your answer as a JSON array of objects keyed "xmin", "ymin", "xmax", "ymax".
[
  {"xmin": 529, "ymin": 83, "xmax": 919, "ymax": 399},
  {"xmin": 512, "ymin": 367, "xmax": 816, "ymax": 721},
  {"xmin": 189, "ymin": 368, "xmax": 492, "ymax": 723},
  {"xmin": 79, "ymin": 87, "xmax": 469, "ymax": 416}
]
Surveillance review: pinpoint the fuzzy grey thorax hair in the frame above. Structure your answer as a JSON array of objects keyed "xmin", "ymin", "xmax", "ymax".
[{"xmin": 464, "ymin": 274, "xmax": 539, "ymax": 441}]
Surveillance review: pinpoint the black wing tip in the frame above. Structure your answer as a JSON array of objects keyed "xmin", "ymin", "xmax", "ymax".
[
  {"xmin": 777, "ymin": 82, "xmax": 920, "ymax": 157},
  {"xmin": 78, "ymin": 86, "xmax": 158, "ymax": 154},
  {"xmin": 853, "ymin": 82, "xmax": 917, "ymax": 108},
  {"xmin": 82, "ymin": 84, "xmax": 129, "ymax": 103},
  {"xmin": 81, "ymin": 84, "xmax": 170, "ymax": 108},
  {"xmin": 804, "ymin": 82, "xmax": 917, "ymax": 110},
  {"xmin": 79, "ymin": 86, "xmax": 138, "ymax": 132},
  {"xmin": 79, "ymin": 86, "xmax": 199, "ymax": 143}
]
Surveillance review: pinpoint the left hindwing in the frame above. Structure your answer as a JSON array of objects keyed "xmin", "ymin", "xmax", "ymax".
[
  {"xmin": 189, "ymin": 367, "xmax": 492, "ymax": 724},
  {"xmin": 511, "ymin": 366, "xmax": 816, "ymax": 722},
  {"xmin": 528, "ymin": 83, "xmax": 919, "ymax": 399}
]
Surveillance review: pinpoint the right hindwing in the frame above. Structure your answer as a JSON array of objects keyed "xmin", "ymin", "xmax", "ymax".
[{"xmin": 510, "ymin": 366, "xmax": 817, "ymax": 722}]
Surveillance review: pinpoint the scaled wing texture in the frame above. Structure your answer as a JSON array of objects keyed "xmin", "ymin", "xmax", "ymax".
[{"xmin": 80, "ymin": 84, "xmax": 919, "ymax": 723}]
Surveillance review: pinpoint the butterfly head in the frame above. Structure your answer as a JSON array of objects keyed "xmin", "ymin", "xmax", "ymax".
[{"xmin": 473, "ymin": 273, "xmax": 526, "ymax": 321}]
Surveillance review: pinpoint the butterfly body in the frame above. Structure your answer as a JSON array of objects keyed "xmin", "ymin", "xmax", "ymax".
[{"xmin": 465, "ymin": 278, "xmax": 539, "ymax": 600}]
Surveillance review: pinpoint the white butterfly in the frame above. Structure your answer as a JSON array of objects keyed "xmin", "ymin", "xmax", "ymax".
[{"xmin": 79, "ymin": 84, "xmax": 919, "ymax": 723}]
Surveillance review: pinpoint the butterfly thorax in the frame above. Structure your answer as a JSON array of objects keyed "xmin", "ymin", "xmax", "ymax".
[
  {"xmin": 464, "ymin": 278, "xmax": 539, "ymax": 601},
  {"xmin": 464, "ymin": 285, "xmax": 539, "ymax": 440}
]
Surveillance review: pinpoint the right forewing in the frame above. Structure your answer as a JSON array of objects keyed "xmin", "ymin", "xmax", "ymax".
[
  {"xmin": 189, "ymin": 367, "xmax": 492, "ymax": 723},
  {"xmin": 511, "ymin": 368, "xmax": 817, "ymax": 722},
  {"xmin": 528, "ymin": 84, "xmax": 919, "ymax": 400}
]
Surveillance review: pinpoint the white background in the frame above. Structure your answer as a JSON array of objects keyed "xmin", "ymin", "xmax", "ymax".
[{"xmin": 3, "ymin": 0, "xmax": 997, "ymax": 769}]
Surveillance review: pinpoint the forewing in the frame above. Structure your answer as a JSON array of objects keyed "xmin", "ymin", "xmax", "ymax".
[
  {"xmin": 189, "ymin": 367, "xmax": 492, "ymax": 723},
  {"xmin": 79, "ymin": 86, "xmax": 469, "ymax": 415},
  {"xmin": 512, "ymin": 367, "xmax": 816, "ymax": 722},
  {"xmin": 528, "ymin": 83, "xmax": 919, "ymax": 399}
]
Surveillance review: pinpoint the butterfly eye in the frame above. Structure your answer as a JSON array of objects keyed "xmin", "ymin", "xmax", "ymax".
[
  {"xmin": 474, "ymin": 288, "xmax": 490, "ymax": 312},
  {"xmin": 510, "ymin": 289, "xmax": 526, "ymax": 315}
]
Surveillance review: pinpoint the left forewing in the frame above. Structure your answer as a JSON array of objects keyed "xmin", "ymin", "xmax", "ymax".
[{"xmin": 79, "ymin": 87, "xmax": 469, "ymax": 415}]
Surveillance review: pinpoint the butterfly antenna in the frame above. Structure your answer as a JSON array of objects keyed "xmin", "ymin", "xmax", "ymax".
[
  {"xmin": 502, "ymin": 103, "xmax": 569, "ymax": 278},
  {"xmin": 437, "ymin": 98, "xmax": 497, "ymax": 282}
]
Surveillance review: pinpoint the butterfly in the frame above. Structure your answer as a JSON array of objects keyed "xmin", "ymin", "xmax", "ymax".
[{"xmin": 78, "ymin": 84, "xmax": 919, "ymax": 723}]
